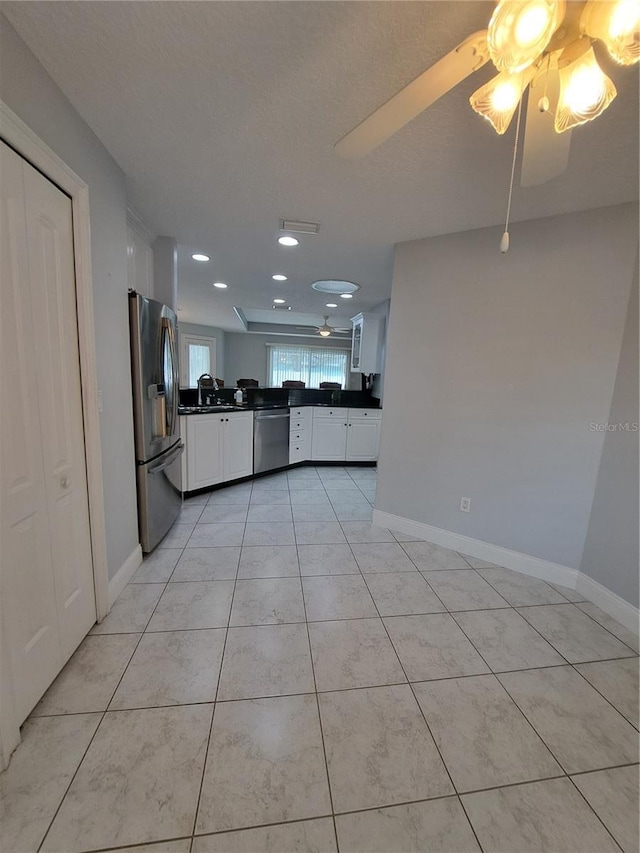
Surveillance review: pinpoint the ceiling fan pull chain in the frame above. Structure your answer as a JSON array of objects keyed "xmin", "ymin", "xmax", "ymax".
[{"xmin": 500, "ymin": 97, "xmax": 523, "ymax": 254}]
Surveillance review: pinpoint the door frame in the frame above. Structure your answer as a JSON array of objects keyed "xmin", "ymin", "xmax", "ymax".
[{"xmin": 0, "ymin": 101, "xmax": 109, "ymax": 767}]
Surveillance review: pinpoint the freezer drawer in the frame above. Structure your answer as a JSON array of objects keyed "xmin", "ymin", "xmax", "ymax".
[{"xmin": 136, "ymin": 441, "xmax": 184, "ymax": 552}]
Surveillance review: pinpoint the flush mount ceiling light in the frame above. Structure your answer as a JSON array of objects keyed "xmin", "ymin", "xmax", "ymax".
[
  {"xmin": 326, "ymin": 302, "xmax": 338, "ymax": 308},
  {"xmin": 212, "ymin": 282, "xmax": 227, "ymax": 289},
  {"xmin": 273, "ymin": 298, "xmax": 286, "ymax": 304},
  {"xmin": 335, "ymin": 0, "xmax": 638, "ymax": 187},
  {"xmin": 192, "ymin": 253, "xmax": 210, "ymax": 262},
  {"xmin": 311, "ymin": 279, "xmax": 360, "ymax": 295},
  {"xmin": 272, "ymin": 274, "xmax": 288, "ymax": 281},
  {"xmin": 340, "ymin": 293, "xmax": 354, "ymax": 299},
  {"xmin": 278, "ymin": 236, "xmax": 299, "ymax": 247}
]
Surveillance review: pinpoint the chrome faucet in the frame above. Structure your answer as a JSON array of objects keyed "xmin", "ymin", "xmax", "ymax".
[{"xmin": 197, "ymin": 374, "xmax": 218, "ymax": 406}]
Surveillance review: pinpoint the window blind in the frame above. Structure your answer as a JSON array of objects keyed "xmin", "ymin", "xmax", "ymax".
[{"xmin": 267, "ymin": 343, "xmax": 349, "ymax": 389}]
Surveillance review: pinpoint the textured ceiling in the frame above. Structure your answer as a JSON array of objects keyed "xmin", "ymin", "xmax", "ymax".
[{"xmin": 3, "ymin": 1, "xmax": 638, "ymax": 330}]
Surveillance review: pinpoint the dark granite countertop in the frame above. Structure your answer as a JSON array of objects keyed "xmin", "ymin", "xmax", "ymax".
[{"xmin": 178, "ymin": 401, "xmax": 382, "ymax": 416}]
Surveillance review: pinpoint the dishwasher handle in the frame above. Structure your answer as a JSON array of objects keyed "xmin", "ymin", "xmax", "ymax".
[{"xmin": 254, "ymin": 411, "xmax": 290, "ymax": 420}]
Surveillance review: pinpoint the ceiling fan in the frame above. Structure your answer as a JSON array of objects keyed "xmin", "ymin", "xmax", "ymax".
[
  {"xmin": 296, "ymin": 316, "xmax": 351, "ymax": 337},
  {"xmin": 335, "ymin": 0, "xmax": 639, "ymax": 187}
]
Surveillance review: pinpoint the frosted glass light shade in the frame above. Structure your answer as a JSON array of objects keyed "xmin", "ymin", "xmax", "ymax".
[
  {"xmin": 470, "ymin": 68, "xmax": 532, "ymax": 133},
  {"xmin": 488, "ymin": 0, "xmax": 566, "ymax": 72},
  {"xmin": 582, "ymin": 0, "xmax": 640, "ymax": 65},
  {"xmin": 555, "ymin": 46, "xmax": 617, "ymax": 132}
]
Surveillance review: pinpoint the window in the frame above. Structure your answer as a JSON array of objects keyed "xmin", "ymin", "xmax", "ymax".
[
  {"xmin": 267, "ymin": 343, "xmax": 349, "ymax": 389},
  {"xmin": 180, "ymin": 334, "xmax": 216, "ymax": 388}
]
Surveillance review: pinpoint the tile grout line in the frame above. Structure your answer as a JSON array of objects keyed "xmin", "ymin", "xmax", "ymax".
[
  {"xmin": 187, "ymin": 480, "xmax": 248, "ymax": 850},
  {"xmin": 355, "ymin": 566, "xmax": 486, "ymax": 852},
  {"xmin": 34, "ymin": 568, "xmax": 176, "ymax": 853},
  {"xmin": 294, "ymin": 497, "xmax": 341, "ymax": 853}
]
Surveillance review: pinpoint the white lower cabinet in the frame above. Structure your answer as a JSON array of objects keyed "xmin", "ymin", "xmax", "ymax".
[
  {"xmin": 346, "ymin": 415, "xmax": 381, "ymax": 461},
  {"xmin": 289, "ymin": 407, "xmax": 312, "ymax": 464},
  {"xmin": 183, "ymin": 411, "xmax": 253, "ymax": 491},
  {"xmin": 311, "ymin": 408, "xmax": 381, "ymax": 462},
  {"xmin": 311, "ymin": 411, "xmax": 349, "ymax": 461},
  {"xmin": 224, "ymin": 411, "xmax": 254, "ymax": 481}
]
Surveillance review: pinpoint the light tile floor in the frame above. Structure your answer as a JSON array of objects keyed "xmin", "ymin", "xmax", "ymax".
[{"xmin": 3, "ymin": 466, "xmax": 639, "ymax": 853}]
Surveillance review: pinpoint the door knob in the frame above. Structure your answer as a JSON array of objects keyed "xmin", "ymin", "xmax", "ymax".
[{"xmin": 60, "ymin": 475, "xmax": 71, "ymax": 489}]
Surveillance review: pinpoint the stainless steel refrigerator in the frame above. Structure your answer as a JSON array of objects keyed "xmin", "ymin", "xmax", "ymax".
[{"xmin": 129, "ymin": 292, "xmax": 183, "ymax": 552}]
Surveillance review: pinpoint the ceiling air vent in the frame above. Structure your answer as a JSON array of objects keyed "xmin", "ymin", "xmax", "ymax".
[
  {"xmin": 272, "ymin": 304, "xmax": 293, "ymax": 311},
  {"xmin": 280, "ymin": 219, "xmax": 320, "ymax": 235}
]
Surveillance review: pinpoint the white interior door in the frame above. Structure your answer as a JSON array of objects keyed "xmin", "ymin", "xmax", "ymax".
[{"xmin": 0, "ymin": 141, "xmax": 96, "ymax": 724}]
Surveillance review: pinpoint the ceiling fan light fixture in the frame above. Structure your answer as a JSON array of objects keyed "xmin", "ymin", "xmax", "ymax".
[
  {"xmin": 555, "ymin": 46, "xmax": 617, "ymax": 132},
  {"xmin": 488, "ymin": 0, "xmax": 566, "ymax": 72},
  {"xmin": 582, "ymin": 0, "xmax": 640, "ymax": 65},
  {"xmin": 470, "ymin": 69, "xmax": 531, "ymax": 133},
  {"xmin": 317, "ymin": 315, "xmax": 333, "ymax": 336}
]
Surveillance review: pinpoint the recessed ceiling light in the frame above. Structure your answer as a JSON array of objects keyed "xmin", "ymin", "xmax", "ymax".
[
  {"xmin": 213, "ymin": 282, "xmax": 227, "ymax": 289},
  {"xmin": 272, "ymin": 274, "xmax": 288, "ymax": 281},
  {"xmin": 340, "ymin": 293, "xmax": 353, "ymax": 299},
  {"xmin": 326, "ymin": 303, "xmax": 338, "ymax": 308},
  {"xmin": 273, "ymin": 298, "xmax": 286, "ymax": 304},
  {"xmin": 278, "ymin": 236, "xmax": 299, "ymax": 247},
  {"xmin": 311, "ymin": 279, "xmax": 359, "ymax": 294},
  {"xmin": 192, "ymin": 253, "xmax": 210, "ymax": 262}
]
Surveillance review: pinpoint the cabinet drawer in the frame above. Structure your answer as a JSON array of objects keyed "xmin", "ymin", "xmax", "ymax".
[
  {"xmin": 289, "ymin": 429, "xmax": 306, "ymax": 443},
  {"xmin": 290, "ymin": 419, "xmax": 307, "ymax": 432},
  {"xmin": 312, "ymin": 407, "xmax": 348, "ymax": 420},
  {"xmin": 347, "ymin": 408, "xmax": 381, "ymax": 420},
  {"xmin": 289, "ymin": 438, "xmax": 308, "ymax": 464},
  {"xmin": 290, "ymin": 407, "xmax": 310, "ymax": 419}
]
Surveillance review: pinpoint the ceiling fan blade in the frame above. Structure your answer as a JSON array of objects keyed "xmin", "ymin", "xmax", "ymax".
[
  {"xmin": 521, "ymin": 62, "xmax": 572, "ymax": 187},
  {"xmin": 335, "ymin": 30, "xmax": 490, "ymax": 159}
]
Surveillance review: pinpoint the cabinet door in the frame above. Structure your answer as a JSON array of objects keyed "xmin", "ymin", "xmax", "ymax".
[
  {"xmin": 346, "ymin": 418, "xmax": 381, "ymax": 461},
  {"xmin": 351, "ymin": 316, "xmax": 363, "ymax": 372},
  {"xmin": 311, "ymin": 418, "xmax": 347, "ymax": 461},
  {"xmin": 223, "ymin": 412, "xmax": 254, "ymax": 481},
  {"xmin": 186, "ymin": 415, "xmax": 223, "ymax": 490}
]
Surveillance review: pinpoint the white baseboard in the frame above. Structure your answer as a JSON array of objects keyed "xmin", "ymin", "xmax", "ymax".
[
  {"xmin": 373, "ymin": 510, "xmax": 578, "ymax": 588},
  {"xmin": 576, "ymin": 573, "xmax": 640, "ymax": 635},
  {"xmin": 373, "ymin": 509, "xmax": 639, "ymax": 637},
  {"xmin": 107, "ymin": 544, "xmax": 143, "ymax": 608}
]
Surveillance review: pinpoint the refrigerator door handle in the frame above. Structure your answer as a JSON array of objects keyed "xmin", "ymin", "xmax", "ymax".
[
  {"xmin": 148, "ymin": 442, "xmax": 184, "ymax": 475},
  {"xmin": 161, "ymin": 317, "xmax": 179, "ymax": 439}
]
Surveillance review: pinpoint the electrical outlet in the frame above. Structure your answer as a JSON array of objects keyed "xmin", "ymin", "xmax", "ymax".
[
  {"xmin": 97, "ymin": 390, "xmax": 103, "ymax": 413},
  {"xmin": 460, "ymin": 497, "xmax": 471, "ymax": 513}
]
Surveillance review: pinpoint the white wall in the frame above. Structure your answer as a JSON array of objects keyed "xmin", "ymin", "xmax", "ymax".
[
  {"xmin": 580, "ymin": 263, "xmax": 639, "ymax": 606},
  {"xmin": 1, "ymin": 15, "xmax": 139, "ymax": 581},
  {"xmin": 179, "ymin": 322, "xmax": 226, "ymax": 383},
  {"xmin": 224, "ymin": 333, "xmax": 358, "ymax": 389},
  {"xmin": 378, "ymin": 204, "xmax": 638, "ymax": 592}
]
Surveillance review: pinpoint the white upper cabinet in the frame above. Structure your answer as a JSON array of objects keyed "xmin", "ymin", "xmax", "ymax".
[
  {"xmin": 350, "ymin": 312, "xmax": 384, "ymax": 374},
  {"xmin": 126, "ymin": 208, "xmax": 154, "ymax": 298}
]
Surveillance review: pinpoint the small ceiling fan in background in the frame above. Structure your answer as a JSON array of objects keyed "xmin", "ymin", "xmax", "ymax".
[
  {"xmin": 296, "ymin": 316, "xmax": 351, "ymax": 337},
  {"xmin": 335, "ymin": 0, "xmax": 639, "ymax": 187}
]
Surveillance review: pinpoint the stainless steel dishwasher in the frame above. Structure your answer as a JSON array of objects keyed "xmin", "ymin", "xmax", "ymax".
[{"xmin": 253, "ymin": 408, "xmax": 290, "ymax": 474}]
